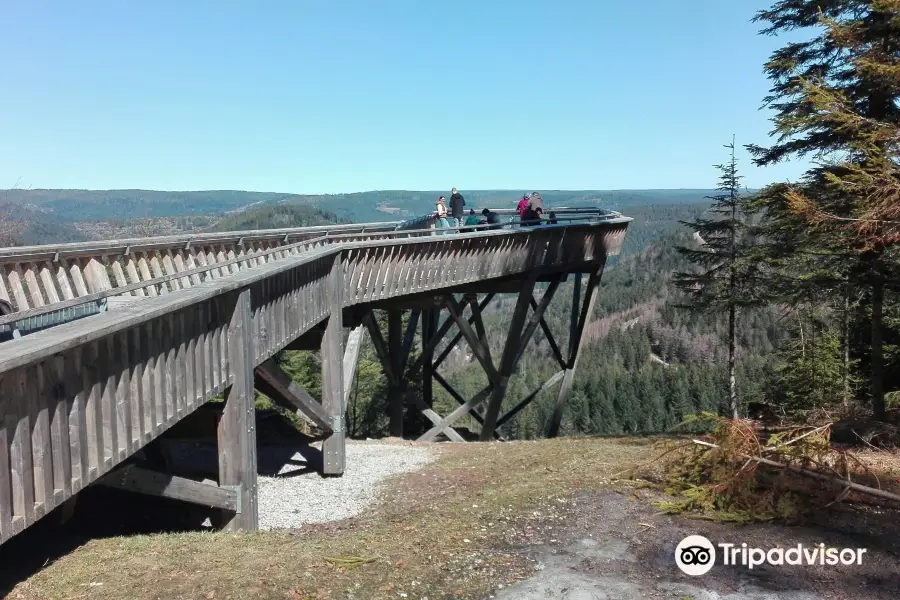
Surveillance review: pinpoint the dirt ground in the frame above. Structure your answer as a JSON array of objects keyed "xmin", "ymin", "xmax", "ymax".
[
  {"xmin": 495, "ymin": 486, "xmax": 900, "ymax": 600},
  {"xmin": 2, "ymin": 436, "xmax": 899, "ymax": 600}
]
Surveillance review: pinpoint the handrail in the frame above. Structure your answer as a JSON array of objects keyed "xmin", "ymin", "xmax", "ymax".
[
  {"xmin": 0, "ymin": 206, "xmax": 620, "ymax": 259},
  {"xmin": 0, "ymin": 220, "xmax": 405, "ymax": 261},
  {"xmin": 0, "ymin": 211, "xmax": 628, "ymax": 328},
  {"xmin": 0, "ymin": 207, "xmax": 629, "ymax": 330}
]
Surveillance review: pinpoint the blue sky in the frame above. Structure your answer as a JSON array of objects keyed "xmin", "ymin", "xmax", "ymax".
[{"xmin": 0, "ymin": 0, "xmax": 811, "ymax": 194}]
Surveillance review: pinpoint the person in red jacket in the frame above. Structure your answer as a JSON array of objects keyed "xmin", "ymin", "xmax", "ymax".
[{"xmin": 516, "ymin": 194, "xmax": 530, "ymax": 226}]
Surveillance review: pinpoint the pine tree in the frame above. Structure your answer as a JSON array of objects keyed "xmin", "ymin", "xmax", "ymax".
[
  {"xmin": 672, "ymin": 139, "xmax": 760, "ymax": 419},
  {"xmin": 748, "ymin": 0, "xmax": 900, "ymax": 421}
]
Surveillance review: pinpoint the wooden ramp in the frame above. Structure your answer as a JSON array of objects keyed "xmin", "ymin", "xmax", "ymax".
[{"xmin": 0, "ymin": 208, "xmax": 630, "ymax": 545}]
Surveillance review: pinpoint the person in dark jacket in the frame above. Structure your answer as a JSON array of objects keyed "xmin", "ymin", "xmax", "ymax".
[
  {"xmin": 481, "ymin": 208, "xmax": 502, "ymax": 230},
  {"xmin": 449, "ymin": 187, "xmax": 465, "ymax": 228},
  {"xmin": 521, "ymin": 204, "xmax": 543, "ymax": 226}
]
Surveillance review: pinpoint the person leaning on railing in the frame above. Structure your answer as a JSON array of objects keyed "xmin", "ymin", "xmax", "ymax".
[{"xmin": 481, "ymin": 208, "xmax": 502, "ymax": 230}]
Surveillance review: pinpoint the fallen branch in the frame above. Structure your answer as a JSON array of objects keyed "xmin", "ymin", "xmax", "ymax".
[{"xmin": 691, "ymin": 439, "xmax": 900, "ymax": 504}]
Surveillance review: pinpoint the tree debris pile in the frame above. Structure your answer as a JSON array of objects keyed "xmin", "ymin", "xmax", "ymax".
[{"xmin": 647, "ymin": 413, "xmax": 900, "ymax": 523}]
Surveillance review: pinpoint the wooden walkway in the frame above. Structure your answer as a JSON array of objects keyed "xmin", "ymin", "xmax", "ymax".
[{"xmin": 0, "ymin": 208, "xmax": 630, "ymax": 545}]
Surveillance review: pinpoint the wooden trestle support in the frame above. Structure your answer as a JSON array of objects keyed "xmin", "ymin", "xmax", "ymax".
[{"xmin": 360, "ymin": 263, "xmax": 606, "ymax": 443}]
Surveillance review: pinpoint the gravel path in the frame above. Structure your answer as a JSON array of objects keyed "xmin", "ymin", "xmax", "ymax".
[{"xmin": 257, "ymin": 440, "xmax": 434, "ymax": 530}]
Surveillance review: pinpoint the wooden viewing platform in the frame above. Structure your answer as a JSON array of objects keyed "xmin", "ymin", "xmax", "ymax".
[{"xmin": 0, "ymin": 207, "xmax": 630, "ymax": 545}]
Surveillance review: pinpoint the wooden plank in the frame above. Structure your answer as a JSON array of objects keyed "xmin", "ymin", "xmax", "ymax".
[
  {"xmin": 8, "ymin": 367, "xmax": 36, "ymax": 525},
  {"xmin": 82, "ymin": 341, "xmax": 104, "ymax": 477},
  {"xmin": 64, "ymin": 347, "xmax": 88, "ymax": 491},
  {"xmin": 98, "ymin": 464, "xmax": 238, "ymax": 511},
  {"xmin": 97, "ymin": 464, "xmax": 237, "ymax": 512},
  {"xmin": 217, "ymin": 288, "xmax": 258, "ymax": 531},
  {"xmin": 254, "ymin": 360, "xmax": 333, "ymax": 432},
  {"xmin": 46, "ymin": 355, "xmax": 72, "ymax": 499},
  {"xmin": 321, "ymin": 255, "xmax": 345, "ymax": 476},
  {"xmin": 342, "ymin": 326, "xmax": 365, "ymax": 412},
  {"xmin": 6, "ymin": 267, "xmax": 29, "ymax": 311},
  {"xmin": 0, "ymin": 378, "xmax": 13, "ymax": 542},
  {"xmin": 100, "ymin": 335, "xmax": 119, "ymax": 465},
  {"xmin": 22, "ymin": 263, "xmax": 46, "ymax": 307},
  {"xmin": 123, "ymin": 256, "xmax": 146, "ymax": 297},
  {"xmin": 31, "ymin": 363, "xmax": 54, "ymax": 513}
]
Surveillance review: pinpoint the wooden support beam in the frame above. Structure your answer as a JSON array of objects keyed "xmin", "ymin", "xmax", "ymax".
[
  {"xmin": 478, "ymin": 244, "xmax": 545, "ymax": 441},
  {"xmin": 432, "ymin": 371, "xmax": 503, "ymax": 440},
  {"xmin": 513, "ymin": 278, "xmax": 562, "ymax": 367},
  {"xmin": 342, "ymin": 326, "xmax": 365, "ymax": 412},
  {"xmin": 467, "ymin": 294, "xmax": 493, "ymax": 368},
  {"xmin": 421, "ymin": 309, "xmax": 437, "ymax": 411},
  {"xmin": 321, "ymin": 255, "xmax": 345, "ymax": 475},
  {"xmin": 217, "ymin": 288, "xmax": 258, "ymax": 531},
  {"xmin": 429, "ymin": 294, "xmax": 495, "ymax": 371},
  {"xmin": 254, "ymin": 359, "xmax": 333, "ymax": 432},
  {"xmin": 363, "ymin": 312, "xmax": 394, "ymax": 381},
  {"xmin": 442, "ymin": 295, "xmax": 499, "ymax": 384},
  {"xmin": 548, "ymin": 266, "xmax": 605, "ymax": 438},
  {"xmin": 418, "ymin": 385, "xmax": 493, "ymax": 442},
  {"xmin": 530, "ymin": 299, "xmax": 567, "ymax": 370},
  {"xmin": 98, "ymin": 464, "xmax": 238, "ymax": 511},
  {"xmin": 496, "ymin": 369, "xmax": 565, "ymax": 428},
  {"xmin": 387, "ymin": 310, "xmax": 404, "ymax": 437},
  {"xmin": 410, "ymin": 395, "xmax": 466, "ymax": 442},
  {"xmin": 399, "ymin": 309, "xmax": 421, "ymax": 377}
]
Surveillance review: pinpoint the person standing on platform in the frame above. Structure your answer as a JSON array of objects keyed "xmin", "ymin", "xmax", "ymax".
[
  {"xmin": 435, "ymin": 196, "xmax": 449, "ymax": 233},
  {"xmin": 449, "ymin": 187, "xmax": 465, "ymax": 231}
]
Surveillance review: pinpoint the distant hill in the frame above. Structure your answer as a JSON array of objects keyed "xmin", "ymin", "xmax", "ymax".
[
  {"xmin": 2, "ymin": 188, "xmax": 717, "ymax": 225},
  {"xmin": 0, "ymin": 187, "xmax": 718, "ymax": 247},
  {"xmin": 0, "ymin": 202, "xmax": 87, "ymax": 246},
  {"xmin": 208, "ymin": 204, "xmax": 347, "ymax": 232}
]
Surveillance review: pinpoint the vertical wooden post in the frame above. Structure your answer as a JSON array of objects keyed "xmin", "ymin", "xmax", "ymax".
[
  {"xmin": 387, "ymin": 310, "xmax": 404, "ymax": 437},
  {"xmin": 548, "ymin": 265, "xmax": 605, "ymax": 438},
  {"xmin": 217, "ymin": 288, "xmax": 258, "ymax": 531},
  {"xmin": 421, "ymin": 307, "xmax": 437, "ymax": 411},
  {"xmin": 322, "ymin": 255, "xmax": 345, "ymax": 476}
]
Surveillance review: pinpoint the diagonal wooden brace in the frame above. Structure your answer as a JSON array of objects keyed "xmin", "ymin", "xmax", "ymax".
[{"xmin": 254, "ymin": 359, "xmax": 333, "ymax": 433}]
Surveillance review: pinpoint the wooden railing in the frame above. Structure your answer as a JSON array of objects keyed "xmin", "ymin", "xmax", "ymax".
[
  {"xmin": 0, "ymin": 213, "xmax": 629, "ymax": 544},
  {"xmin": 0, "ymin": 208, "xmax": 621, "ymax": 320}
]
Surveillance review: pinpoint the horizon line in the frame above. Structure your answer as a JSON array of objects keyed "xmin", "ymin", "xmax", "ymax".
[{"xmin": 3, "ymin": 186, "xmax": 754, "ymax": 195}]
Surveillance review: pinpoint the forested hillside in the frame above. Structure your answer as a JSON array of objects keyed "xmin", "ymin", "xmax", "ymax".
[{"xmin": 207, "ymin": 204, "xmax": 348, "ymax": 232}]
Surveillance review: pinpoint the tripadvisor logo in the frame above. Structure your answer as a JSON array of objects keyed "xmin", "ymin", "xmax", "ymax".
[{"xmin": 675, "ymin": 535, "xmax": 867, "ymax": 576}]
